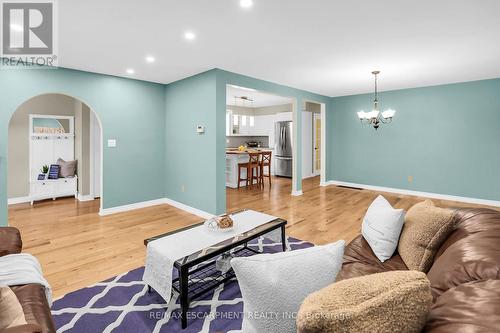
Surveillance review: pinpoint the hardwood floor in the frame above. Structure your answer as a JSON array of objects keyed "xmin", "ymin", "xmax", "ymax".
[
  {"xmin": 8, "ymin": 177, "xmax": 497, "ymax": 298},
  {"xmin": 8, "ymin": 199, "xmax": 200, "ymax": 298},
  {"xmin": 228, "ymin": 176, "xmax": 497, "ymax": 244}
]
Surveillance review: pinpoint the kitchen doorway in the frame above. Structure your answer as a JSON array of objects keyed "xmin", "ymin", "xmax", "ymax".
[{"xmin": 225, "ymin": 85, "xmax": 296, "ymax": 209}]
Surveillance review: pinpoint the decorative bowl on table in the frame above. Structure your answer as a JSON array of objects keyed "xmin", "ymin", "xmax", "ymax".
[{"xmin": 204, "ymin": 214, "xmax": 234, "ymax": 232}]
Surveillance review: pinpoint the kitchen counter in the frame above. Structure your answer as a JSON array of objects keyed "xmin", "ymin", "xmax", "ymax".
[
  {"xmin": 225, "ymin": 149, "xmax": 274, "ymax": 188},
  {"xmin": 225, "ymin": 148, "xmax": 272, "ymax": 155}
]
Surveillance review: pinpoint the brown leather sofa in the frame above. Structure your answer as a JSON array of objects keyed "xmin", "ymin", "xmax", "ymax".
[
  {"xmin": 0, "ymin": 227, "xmax": 55, "ymax": 333},
  {"xmin": 335, "ymin": 208, "xmax": 500, "ymax": 332}
]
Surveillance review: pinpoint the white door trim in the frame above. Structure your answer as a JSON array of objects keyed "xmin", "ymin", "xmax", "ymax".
[{"xmin": 320, "ymin": 103, "xmax": 326, "ymax": 186}]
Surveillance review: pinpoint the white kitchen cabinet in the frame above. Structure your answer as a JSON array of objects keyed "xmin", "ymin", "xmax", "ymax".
[
  {"xmin": 275, "ymin": 112, "xmax": 293, "ymax": 122},
  {"xmin": 254, "ymin": 114, "xmax": 276, "ymax": 146},
  {"xmin": 226, "ymin": 153, "xmax": 260, "ymax": 188}
]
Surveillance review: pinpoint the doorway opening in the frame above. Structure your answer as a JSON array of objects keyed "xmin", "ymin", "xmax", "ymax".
[
  {"xmin": 301, "ymin": 100, "xmax": 326, "ymax": 186},
  {"xmin": 7, "ymin": 93, "xmax": 103, "ymax": 211},
  {"xmin": 225, "ymin": 85, "xmax": 296, "ymax": 210}
]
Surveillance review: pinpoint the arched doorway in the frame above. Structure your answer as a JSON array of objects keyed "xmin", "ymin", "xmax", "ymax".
[{"xmin": 7, "ymin": 93, "xmax": 103, "ymax": 211}]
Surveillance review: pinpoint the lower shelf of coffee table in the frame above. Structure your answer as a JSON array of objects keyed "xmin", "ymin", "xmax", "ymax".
[{"xmin": 172, "ymin": 246, "xmax": 259, "ymax": 300}]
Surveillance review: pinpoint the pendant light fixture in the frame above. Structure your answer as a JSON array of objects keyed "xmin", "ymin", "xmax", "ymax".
[{"xmin": 357, "ymin": 71, "xmax": 396, "ymax": 130}]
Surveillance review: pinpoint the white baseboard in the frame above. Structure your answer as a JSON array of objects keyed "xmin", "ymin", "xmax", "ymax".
[
  {"xmin": 325, "ymin": 180, "xmax": 500, "ymax": 207},
  {"xmin": 163, "ymin": 198, "xmax": 214, "ymax": 219},
  {"xmin": 291, "ymin": 190, "xmax": 303, "ymax": 196},
  {"xmin": 8, "ymin": 196, "xmax": 31, "ymax": 205},
  {"xmin": 98, "ymin": 197, "xmax": 214, "ymax": 219},
  {"xmin": 77, "ymin": 194, "xmax": 95, "ymax": 202},
  {"xmin": 99, "ymin": 198, "xmax": 168, "ymax": 216}
]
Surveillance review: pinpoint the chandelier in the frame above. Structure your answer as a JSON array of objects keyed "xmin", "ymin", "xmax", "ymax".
[{"xmin": 357, "ymin": 71, "xmax": 396, "ymax": 130}]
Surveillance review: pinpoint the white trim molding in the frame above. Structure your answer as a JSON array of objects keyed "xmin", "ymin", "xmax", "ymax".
[
  {"xmin": 8, "ymin": 196, "xmax": 31, "ymax": 205},
  {"xmin": 291, "ymin": 190, "xmax": 303, "ymax": 196},
  {"xmin": 77, "ymin": 194, "xmax": 95, "ymax": 202},
  {"xmin": 325, "ymin": 180, "xmax": 500, "ymax": 207},
  {"xmin": 99, "ymin": 198, "xmax": 167, "ymax": 216},
  {"xmin": 99, "ymin": 197, "xmax": 214, "ymax": 219},
  {"xmin": 163, "ymin": 198, "xmax": 214, "ymax": 220}
]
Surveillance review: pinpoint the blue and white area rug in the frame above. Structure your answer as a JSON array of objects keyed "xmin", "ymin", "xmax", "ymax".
[{"xmin": 51, "ymin": 237, "xmax": 313, "ymax": 333}]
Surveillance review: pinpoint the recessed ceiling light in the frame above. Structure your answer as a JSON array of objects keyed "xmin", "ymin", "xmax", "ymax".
[
  {"xmin": 145, "ymin": 56, "xmax": 155, "ymax": 63},
  {"xmin": 240, "ymin": 0, "xmax": 253, "ymax": 9},
  {"xmin": 184, "ymin": 31, "xmax": 196, "ymax": 41},
  {"xmin": 126, "ymin": 68, "xmax": 135, "ymax": 75}
]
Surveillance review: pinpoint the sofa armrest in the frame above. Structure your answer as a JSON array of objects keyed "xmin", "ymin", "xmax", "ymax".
[
  {"xmin": 0, "ymin": 227, "xmax": 22, "ymax": 256},
  {"xmin": 0, "ymin": 324, "xmax": 42, "ymax": 333}
]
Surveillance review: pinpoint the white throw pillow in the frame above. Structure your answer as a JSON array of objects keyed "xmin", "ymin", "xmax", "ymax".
[
  {"xmin": 231, "ymin": 240, "xmax": 345, "ymax": 333},
  {"xmin": 362, "ymin": 195, "xmax": 405, "ymax": 262}
]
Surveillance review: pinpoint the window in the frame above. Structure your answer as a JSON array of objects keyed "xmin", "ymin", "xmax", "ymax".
[
  {"xmin": 233, "ymin": 114, "xmax": 239, "ymax": 126},
  {"xmin": 249, "ymin": 116, "xmax": 255, "ymax": 127},
  {"xmin": 242, "ymin": 115, "xmax": 247, "ymax": 126}
]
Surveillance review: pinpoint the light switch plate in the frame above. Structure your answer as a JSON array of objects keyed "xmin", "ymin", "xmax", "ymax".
[
  {"xmin": 107, "ymin": 139, "xmax": 117, "ymax": 148},
  {"xmin": 196, "ymin": 125, "xmax": 205, "ymax": 134}
]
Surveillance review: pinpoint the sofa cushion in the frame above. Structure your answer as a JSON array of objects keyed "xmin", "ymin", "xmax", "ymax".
[
  {"xmin": 56, "ymin": 158, "xmax": 77, "ymax": 178},
  {"xmin": 11, "ymin": 284, "xmax": 56, "ymax": 333},
  {"xmin": 426, "ymin": 208, "xmax": 500, "ymax": 300},
  {"xmin": 336, "ymin": 235, "xmax": 408, "ymax": 282},
  {"xmin": 297, "ymin": 270, "xmax": 432, "ymax": 333},
  {"xmin": 425, "ymin": 280, "xmax": 500, "ymax": 332},
  {"xmin": 231, "ymin": 240, "xmax": 345, "ymax": 333},
  {"xmin": 0, "ymin": 227, "xmax": 22, "ymax": 257},
  {"xmin": 398, "ymin": 200, "xmax": 455, "ymax": 272},
  {"xmin": 0, "ymin": 286, "xmax": 27, "ymax": 330},
  {"xmin": 361, "ymin": 195, "xmax": 405, "ymax": 262},
  {"xmin": 0, "ymin": 323, "xmax": 42, "ymax": 333}
]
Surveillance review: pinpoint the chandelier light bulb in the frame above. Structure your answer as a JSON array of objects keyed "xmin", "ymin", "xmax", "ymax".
[{"xmin": 382, "ymin": 109, "xmax": 396, "ymax": 119}]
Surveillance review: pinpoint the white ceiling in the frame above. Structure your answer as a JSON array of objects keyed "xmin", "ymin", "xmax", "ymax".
[
  {"xmin": 226, "ymin": 85, "xmax": 292, "ymax": 107},
  {"xmin": 58, "ymin": 0, "xmax": 500, "ymax": 97}
]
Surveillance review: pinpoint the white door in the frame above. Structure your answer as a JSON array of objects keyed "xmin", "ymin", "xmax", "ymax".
[
  {"xmin": 91, "ymin": 112, "xmax": 101, "ymax": 198},
  {"xmin": 313, "ymin": 113, "xmax": 321, "ymax": 176}
]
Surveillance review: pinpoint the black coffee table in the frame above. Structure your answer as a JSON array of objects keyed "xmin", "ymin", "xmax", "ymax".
[{"xmin": 144, "ymin": 215, "xmax": 287, "ymax": 329}]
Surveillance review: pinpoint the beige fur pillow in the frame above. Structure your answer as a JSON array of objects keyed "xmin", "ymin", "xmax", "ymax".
[
  {"xmin": 0, "ymin": 286, "xmax": 27, "ymax": 330},
  {"xmin": 296, "ymin": 270, "xmax": 432, "ymax": 333},
  {"xmin": 398, "ymin": 200, "xmax": 455, "ymax": 272},
  {"xmin": 56, "ymin": 158, "xmax": 77, "ymax": 178}
]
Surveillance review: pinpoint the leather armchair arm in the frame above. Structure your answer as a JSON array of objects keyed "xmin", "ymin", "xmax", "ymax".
[
  {"xmin": 0, "ymin": 324, "xmax": 42, "ymax": 333},
  {"xmin": 0, "ymin": 227, "xmax": 22, "ymax": 256}
]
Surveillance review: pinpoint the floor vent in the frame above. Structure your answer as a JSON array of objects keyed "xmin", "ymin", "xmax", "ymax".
[{"xmin": 337, "ymin": 185, "xmax": 363, "ymax": 191}]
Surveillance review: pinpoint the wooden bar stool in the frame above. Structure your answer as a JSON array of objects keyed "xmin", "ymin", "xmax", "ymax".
[
  {"xmin": 237, "ymin": 152, "xmax": 261, "ymax": 189},
  {"xmin": 260, "ymin": 151, "xmax": 272, "ymax": 187}
]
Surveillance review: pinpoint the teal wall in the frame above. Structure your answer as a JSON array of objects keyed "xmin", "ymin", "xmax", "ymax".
[
  {"xmin": 0, "ymin": 68, "xmax": 166, "ymax": 225},
  {"xmin": 164, "ymin": 70, "xmax": 219, "ymax": 214},
  {"xmin": 328, "ymin": 78, "xmax": 500, "ymax": 201}
]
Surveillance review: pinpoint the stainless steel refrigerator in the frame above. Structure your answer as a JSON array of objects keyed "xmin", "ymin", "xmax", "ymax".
[{"xmin": 274, "ymin": 121, "xmax": 293, "ymax": 177}]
